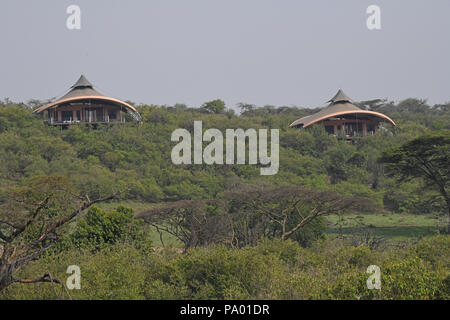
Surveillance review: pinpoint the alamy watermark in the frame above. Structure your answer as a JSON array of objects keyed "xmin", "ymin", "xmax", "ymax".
[
  {"xmin": 64, "ymin": 5, "xmax": 380, "ymax": 32},
  {"xmin": 66, "ymin": 5, "xmax": 81, "ymax": 30},
  {"xmin": 66, "ymin": 265, "xmax": 81, "ymax": 290},
  {"xmin": 366, "ymin": 5, "xmax": 381, "ymax": 30},
  {"xmin": 171, "ymin": 121, "xmax": 279, "ymax": 175},
  {"xmin": 366, "ymin": 265, "xmax": 381, "ymax": 290}
]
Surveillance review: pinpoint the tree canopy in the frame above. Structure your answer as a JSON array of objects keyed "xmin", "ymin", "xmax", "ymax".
[{"xmin": 380, "ymin": 131, "xmax": 450, "ymax": 232}]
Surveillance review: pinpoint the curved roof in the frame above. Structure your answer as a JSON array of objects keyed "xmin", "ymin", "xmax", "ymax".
[
  {"xmin": 33, "ymin": 75, "xmax": 140, "ymax": 120},
  {"xmin": 289, "ymin": 90, "xmax": 396, "ymax": 128},
  {"xmin": 328, "ymin": 89, "xmax": 352, "ymax": 103}
]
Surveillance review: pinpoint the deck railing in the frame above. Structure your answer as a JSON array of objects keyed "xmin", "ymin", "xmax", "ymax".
[{"xmin": 47, "ymin": 118, "xmax": 125, "ymax": 125}]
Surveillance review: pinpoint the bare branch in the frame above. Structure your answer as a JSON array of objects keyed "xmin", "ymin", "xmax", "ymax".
[
  {"xmin": 13, "ymin": 273, "xmax": 62, "ymax": 285},
  {"xmin": 35, "ymin": 192, "xmax": 120, "ymax": 244}
]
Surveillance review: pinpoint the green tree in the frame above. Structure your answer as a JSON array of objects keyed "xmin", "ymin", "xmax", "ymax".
[
  {"xmin": 201, "ymin": 99, "xmax": 226, "ymax": 114},
  {"xmin": 66, "ymin": 206, "xmax": 150, "ymax": 251},
  {"xmin": 380, "ymin": 131, "xmax": 450, "ymax": 233},
  {"xmin": 0, "ymin": 176, "xmax": 120, "ymax": 290}
]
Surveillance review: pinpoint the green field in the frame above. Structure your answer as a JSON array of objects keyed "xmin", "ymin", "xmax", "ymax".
[
  {"xmin": 98, "ymin": 201, "xmax": 443, "ymax": 246},
  {"xmin": 326, "ymin": 213, "xmax": 443, "ymax": 240}
]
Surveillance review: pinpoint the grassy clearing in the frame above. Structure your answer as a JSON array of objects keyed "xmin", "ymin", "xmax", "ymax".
[
  {"xmin": 326, "ymin": 213, "xmax": 443, "ymax": 240},
  {"xmin": 145, "ymin": 225, "xmax": 182, "ymax": 247},
  {"xmin": 96, "ymin": 201, "xmax": 182, "ymax": 247},
  {"xmin": 99, "ymin": 201, "xmax": 444, "ymax": 244}
]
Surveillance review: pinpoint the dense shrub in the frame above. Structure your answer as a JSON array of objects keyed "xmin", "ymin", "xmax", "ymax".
[
  {"xmin": 57, "ymin": 206, "xmax": 152, "ymax": 252},
  {"xmin": 2, "ymin": 236, "xmax": 448, "ymax": 300},
  {"xmin": 1, "ymin": 100, "xmax": 448, "ymax": 212},
  {"xmin": 1, "ymin": 99, "xmax": 449, "ymax": 300}
]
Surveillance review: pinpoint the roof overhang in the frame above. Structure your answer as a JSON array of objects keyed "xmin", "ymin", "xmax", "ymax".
[
  {"xmin": 33, "ymin": 95, "xmax": 138, "ymax": 114},
  {"xmin": 289, "ymin": 110, "xmax": 396, "ymax": 128}
]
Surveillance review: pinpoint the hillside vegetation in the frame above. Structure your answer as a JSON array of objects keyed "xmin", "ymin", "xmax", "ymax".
[{"xmin": 0, "ymin": 98, "xmax": 449, "ymax": 299}]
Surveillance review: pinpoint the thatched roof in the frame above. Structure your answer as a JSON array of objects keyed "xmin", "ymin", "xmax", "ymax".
[
  {"xmin": 289, "ymin": 90, "xmax": 396, "ymax": 128},
  {"xmin": 33, "ymin": 75, "xmax": 141, "ymax": 121},
  {"xmin": 57, "ymin": 75, "xmax": 104, "ymax": 100},
  {"xmin": 328, "ymin": 89, "xmax": 351, "ymax": 103}
]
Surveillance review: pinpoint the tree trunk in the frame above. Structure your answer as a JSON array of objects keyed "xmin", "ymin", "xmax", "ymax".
[
  {"xmin": 0, "ymin": 263, "xmax": 14, "ymax": 291},
  {"xmin": 447, "ymin": 200, "xmax": 450, "ymax": 235},
  {"xmin": 444, "ymin": 194, "xmax": 450, "ymax": 235},
  {"xmin": 439, "ymin": 189, "xmax": 450, "ymax": 234}
]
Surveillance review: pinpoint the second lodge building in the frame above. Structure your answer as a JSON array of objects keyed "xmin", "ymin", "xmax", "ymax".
[{"xmin": 289, "ymin": 89, "xmax": 396, "ymax": 138}]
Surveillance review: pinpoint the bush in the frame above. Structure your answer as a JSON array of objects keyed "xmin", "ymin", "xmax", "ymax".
[
  {"xmin": 59, "ymin": 206, "xmax": 151, "ymax": 252},
  {"xmin": 1, "ymin": 229, "xmax": 448, "ymax": 300}
]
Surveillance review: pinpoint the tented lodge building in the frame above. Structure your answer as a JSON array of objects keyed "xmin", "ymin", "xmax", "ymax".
[
  {"xmin": 33, "ymin": 75, "xmax": 142, "ymax": 125},
  {"xmin": 289, "ymin": 90, "xmax": 396, "ymax": 138}
]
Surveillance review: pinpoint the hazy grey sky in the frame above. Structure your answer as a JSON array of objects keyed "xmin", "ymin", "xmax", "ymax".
[{"xmin": 1, "ymin": 0, "xmax": 449, "ymax": 110}]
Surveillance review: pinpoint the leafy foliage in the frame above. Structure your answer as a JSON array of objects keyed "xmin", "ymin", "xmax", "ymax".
[
  {"xmin": 2, "ymin": 236, "xmax": 448, "ymax": 300},
  {"xmin": 1, "ymin": 97, "xmax": 449, "ymax": 299},
  {"xmin": 380, "ymin": 131, "xmax": 450, "ymax": 232},
  {"xmin": 60, "ymin": 206, "xmax": 151, "ymax": 252}
]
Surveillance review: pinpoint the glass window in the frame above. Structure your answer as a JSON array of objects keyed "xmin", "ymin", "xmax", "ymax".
[
  {"xmin": 61, "ymin": 111, "xmax": 73, "ymax": 121},
  {"xmin": 324, "ymin": 125, "xmax": 335, "ymax": 134},
  {"xmin": 108, "ymin": 110, "xmax": 117, "ymax": 121}
]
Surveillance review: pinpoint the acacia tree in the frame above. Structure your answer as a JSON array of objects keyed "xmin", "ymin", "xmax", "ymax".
[
  {"xmin": 223, "ymin": 186, "xmax": 372, "ymax": 246},
  {"xmin": 139, "ymin": 186, "xmax": 372, "ymax": 249},
  {"xmin": 0, "ymin": 176, "xmax": 119, "ymax": 291},
  {"xmin": 138, "ymin": 199, "xmax": 230, "ymax": 250},
  {"xmin": 379, "ymin": 131, "xmax": 450, "ymax": 233}
]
